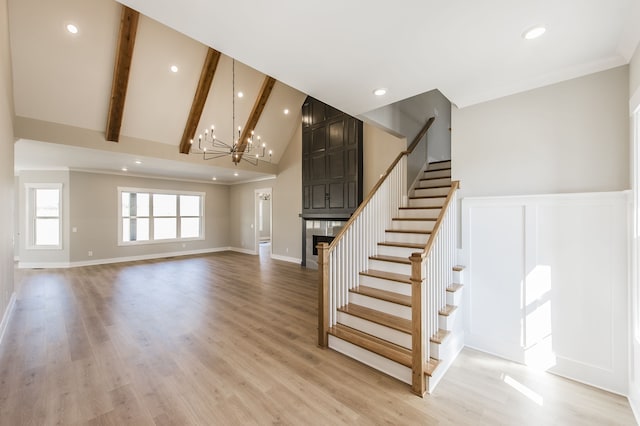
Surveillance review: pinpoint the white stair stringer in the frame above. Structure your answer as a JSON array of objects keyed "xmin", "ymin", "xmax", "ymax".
[
  {"xmin": 426, "ymin": 331, "xmax": 464, "ymax": 393},
  {"xmin": 328, "ymin": 335, "xmax": 412, "ymax": 385}
]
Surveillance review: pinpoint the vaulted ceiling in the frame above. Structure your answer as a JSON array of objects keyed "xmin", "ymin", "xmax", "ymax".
[{"xmin": 9, "ymin": 0, "xmax": 640, "ymax": 183}]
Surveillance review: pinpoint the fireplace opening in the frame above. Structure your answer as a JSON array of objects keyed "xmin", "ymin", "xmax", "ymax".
[{"xmin": 312, "ymin": 235, "xmax": 335, "ymax": 255}]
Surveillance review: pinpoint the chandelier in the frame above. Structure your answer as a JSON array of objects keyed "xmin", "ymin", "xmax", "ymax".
[{"xmin": 189, "ymin": 60, "xmax": 272, "ymax": 166}]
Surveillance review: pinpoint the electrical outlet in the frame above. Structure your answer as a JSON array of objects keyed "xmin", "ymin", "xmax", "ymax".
[{"xmin": 88, "ymin": 251, "xmax": 93, "ymax": 257}]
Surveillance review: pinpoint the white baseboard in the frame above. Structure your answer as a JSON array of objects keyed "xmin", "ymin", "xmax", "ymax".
[
  {"xmin": 18, "ymin": 247, "xmax": 230, "ymax": 269},
  {"xmin": 0, "ymin": 292, "xmax": 16, "ymax": 346},
  {"xmin": 271, "ymin": 254, "xmax": 302, "ymax": 264},
  {"xmin": 228, "ymin": 247, "xmax": 257, "ymax": 255}
]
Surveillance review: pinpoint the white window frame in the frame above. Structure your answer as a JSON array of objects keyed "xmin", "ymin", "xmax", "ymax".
[
  {"xmin": 117, "ymin": 187, "xmax": 205, "ymax": 246},
  {"xmin": 25, "ymin": 183, "xmax": 63, "ymax": 250}
]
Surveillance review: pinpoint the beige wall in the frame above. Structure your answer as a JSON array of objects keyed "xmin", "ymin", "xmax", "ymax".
[
  {"xmin": 452, "ymin": 66, "xmax": 630, "ymax": 197},
  {"xmin": 229, "ymin": 178, "xmax": 276, "ymax": 253},
  {"xmin": 0, "ymin": 0, "xmax": 15, "ymax": 327},
  {"xmin": 363, "ymin": 123, "xmax": 406, "ymax": 195},
  {"xmin": 67, "ymin": 171, "xmax": 230, "ymax": 263},
  {"xmin": 273, "ymin": 123, "xmax": 302, "ymax": 261}
]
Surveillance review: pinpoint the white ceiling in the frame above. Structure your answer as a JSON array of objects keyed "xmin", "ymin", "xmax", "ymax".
[
  {"xmin": 8, "ymin": 0, "xmax": 305, "ymax": 183},
  {"xmin": 118, "ymin": 0, "xmax": 640, "ymax": 114},
  {"xmin": 9, "ymin": 0, "xmax": 640, "ymax": 183}
]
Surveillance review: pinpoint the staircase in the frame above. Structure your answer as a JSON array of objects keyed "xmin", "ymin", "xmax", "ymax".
[{"xmin": 318, "ymin": 157, "xmax": 464, "ymax": 395}]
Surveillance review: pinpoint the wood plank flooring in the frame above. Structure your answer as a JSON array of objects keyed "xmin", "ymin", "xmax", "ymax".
[{"xmin": 0, "ymin": 251, "xmax": 636, "ymax": 425}]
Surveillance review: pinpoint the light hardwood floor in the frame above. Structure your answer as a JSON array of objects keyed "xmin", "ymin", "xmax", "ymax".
[{"xmin": 0, "ymin": 252, "xmax": 636, "ymax": 425}]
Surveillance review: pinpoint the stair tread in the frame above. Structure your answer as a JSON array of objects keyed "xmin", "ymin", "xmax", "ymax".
[
  {"xmin": 420, "ymin": 177, "xmax": 451, "ymax": 181},
  {"xmin": 453, "ymin": 265, "xmax": 465, "ymax": 272},
  {"xmin": 399, "ymin": 206, "xmax": 441, "ymax": 210},
  {"xmin": 430, "ymin": 328, "xmax": 451, "ymax": 344},
  {"xmin": 425, "ymin": 358, "xmax": 440, "ymax": 377},
  {"xmin": 392, "ymin": 218, "xmax": 436, "ymax": 222},
  {"xmin": 415, "ymin": 184, "xmax": 451, "ymax": 189},
  {"xmin": 439, "ymin": 304, "xmax": 457, "ymax": 316},
  {"xmin": 329, "ymin": 324, "xmax": 412, "ymax": 367},
  {"xmin": 409, "ymin": 195, "xmax": 447, "ymax": 200},
  {"xmin": 369, "ymin": 254, "xmax": 411, "ymax": 265},
  {"xmin": 378, "ymin": 241, "xmax": 424, "ymax": 249},
  {"xmin": 338, "ymin": 304, "xmax": 411, "ymax": 334},
  {"xmin": 385, "ymin": 229, "xmax": 431, "ymax": 234},
  {"xmin": 360, "ymin": 269, "xmax": 411, "ymax": 284},
  {"xmin": 446, "ymin": 283, "xmax": 464, "ymax": 293},
  {"xmin": 352, "ymin": 285, "xmax": 412, "ymax": 307}
]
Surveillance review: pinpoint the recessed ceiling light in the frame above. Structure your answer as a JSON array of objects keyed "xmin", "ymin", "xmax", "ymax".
[
  {"xmin": 170, "ymin": 65, "xmax": 178, "ymax": 73},
  {"xmin": 373, "ymin": 88, "xmax": 387, "ymax": 96},
  {"xmin": 284, "ymin": 109, "xmax": 289, "ymax": 115},
  {"xmin": 121, "ymin": 167, "xmax": 128, "ymax": 172},
  {"xmin": 233, "ymin": 172, "xmax": 239, "ymax": 177},
  {"xmin": 523, "ymin": 26, "xmax": 546, "ymax": 40},
  {"xmin": 237, "ymin": 92, "xmax": 244, "ymax": 98},
  {"xmin": 66, "ymin": 24, "xmax": 78, "ymax": 34},
  {"xmin": 212, "ymin": 177, "xmax": 217, "ymax": 181},
  {"xmin": 134, "ymin": 160, "xmax": 142, "ymax": 164}
]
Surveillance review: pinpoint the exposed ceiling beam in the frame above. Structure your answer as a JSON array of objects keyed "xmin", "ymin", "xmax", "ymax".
[
  {"xmin": 105, "ymin": 6, "xmax": 140, "ymax": 143},
  {"xmin": 233, "ymin": 76, "xmax": 277, "ymax": 164},
  {"xmin": 179, "ymin": 48, "xmax": 222, "ymax": 154}
]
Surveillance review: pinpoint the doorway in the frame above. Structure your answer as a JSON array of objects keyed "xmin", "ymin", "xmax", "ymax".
[{"xmin": 255, "ymin": 188, "xmax": 272, "ymax": 259}]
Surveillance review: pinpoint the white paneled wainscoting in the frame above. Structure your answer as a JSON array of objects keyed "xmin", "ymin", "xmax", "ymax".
[{"xmin": 461, "ymin": 191, "xmax": 629, "ymax": 395}]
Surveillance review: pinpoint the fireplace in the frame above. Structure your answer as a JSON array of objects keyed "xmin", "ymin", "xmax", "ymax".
[{"xmin": 302, "ymin": 219, "xmax": 347, "ymax": 269}]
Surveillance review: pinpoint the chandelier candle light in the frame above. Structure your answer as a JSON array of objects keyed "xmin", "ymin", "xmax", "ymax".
[{"xmin": 189, "ymin": 60, "xmax": 272, "ymax": 166}]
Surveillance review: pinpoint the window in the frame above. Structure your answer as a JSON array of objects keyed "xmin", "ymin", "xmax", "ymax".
[
  {"xmin": 26, "ymin": 183, "xmax": 62, "ymax": 249},
  {"xmin": 118, "ymin": 187, "xmax": 204, "ymax": 245}
]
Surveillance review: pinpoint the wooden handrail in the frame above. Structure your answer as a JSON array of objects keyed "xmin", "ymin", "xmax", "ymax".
[
  {"xmin": 406, "ymin": 117, "xmax": 435, "ymax": 154},
  {"xmin": 418, "ymin": 181, "xmax": 460, "ymax": 259},
  {"xmin": 327, "ymin": 116, "xmax": 435, "ymax": 251}
]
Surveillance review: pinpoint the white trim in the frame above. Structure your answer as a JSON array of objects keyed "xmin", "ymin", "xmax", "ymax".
[
  {"xmin": 271, "ymin": 254, "xmax": 302, "ymax": 264},
  {"xmin": 0, "ymin": 293, "xmax": 17, "ymax": 347},
  {"xmin": 631, "ymin": 87, "xmax": 640, "ymax": 116},
  {"xmin": 228, "ymin": 247, "xmax": 257, "ymax": 255},
  {"xmin": 117, "ymin": 187, "xmax": 205, "ymax": 246},
  {"xmin": 25, "ymin": 183, "xmax": 63, "ymax": 250},
  {"xmin": 254, "ymin": 187, "xmax": 272, "ymax": 258},
  {"xmin": 18, "ymin": 247, "xmax": 230, "ymax": 269},
  {"xmin": 629, "ymin": 394, "xmax": 640, "ymax": 425}
]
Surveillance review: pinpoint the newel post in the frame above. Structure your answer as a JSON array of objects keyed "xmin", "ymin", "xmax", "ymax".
[
  {"xmin": 318, "ymin": 242, "xmax": 329, "ymax": 347},
  {"xmin": 410, "ymin": 252, "xmax": 425, "ymax": 396}
]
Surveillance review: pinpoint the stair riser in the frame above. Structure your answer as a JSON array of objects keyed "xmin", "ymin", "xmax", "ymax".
[
  {"xmin": 391, "ymin": 220, "xmax": 435, "ymax": 232},
  {"xmin": 378, "ymin": 245, "xmax": 421, "ymax": 258},
  {"xmin": 337, "ymin": 312, "xmax": 411, "ymax": 349},
  {"xmin": 446, "ymin": 288, "xmax": 463, "ymax": 306},
  {"xmin": 453, "ymin": 269, "xmax": 464, "ymax": 284},
  {"xmin": 431, "ymin": 334, "xmax": 456, "ymax": 361},
  {"xmin": 348, "ymin": 293, "xmax": 411, "ymax": 320},
  {"xmin": 427, "ymin": 161, "xmax": 451, "ymax": 171},
  {"xmin": 408, "ymin": 198, "xmax": 446, "ymax": 208},
  {"xmin": 368, "ymin": 258, "xmax": 411, "ymax": 276},
  {"xmin": 359, "ymin": 275, "xmax": 411, "ymax": 296},
  {"xmin": 422, "ymin": 169, "xmax": 450, "ymax": 179},
  {"xmin": 398, "ymin": 208, "xmax": 441, "ymax": 219},
  {"xmin": 413, "ymin": 187, "xmax": 450, "ymax": 198},
  {"xmin": 328, "ymin": 335, "xmax": 412, "ymax": 385},
  {"xmin": 385, "ymin": 231, "xmax": 430, "ymax": 245},
  {"xmin": 417, "ymin": 178, "xmax": 451, "ymax": 188},
  {"xmin": 439, "ymin": 309, "xmax": 458, "ymax": 331}
]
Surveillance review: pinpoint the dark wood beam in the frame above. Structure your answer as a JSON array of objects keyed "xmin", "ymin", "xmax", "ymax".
[
  {"xmin": 105, "ymin": 6, "xmax": 139, "ymax": 142},
  {"xmin": 179, "ymin": 48, "xmax": 222, "ymax": 154},
  {"xmin": 233, "ymin": 76, "xmax": 276, "ymax": 164}
]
